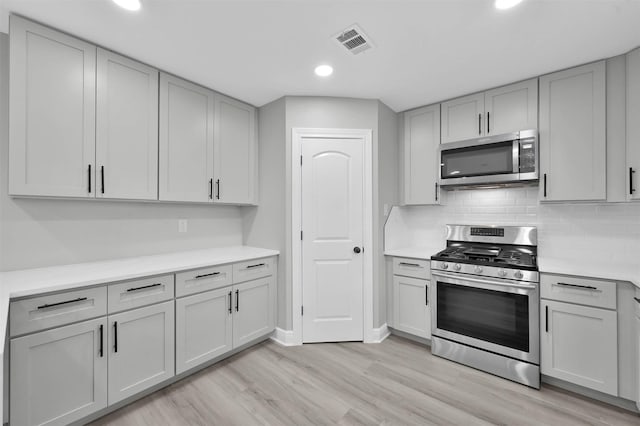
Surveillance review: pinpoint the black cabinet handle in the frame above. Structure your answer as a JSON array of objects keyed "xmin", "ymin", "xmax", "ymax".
[
  {"xmin": 100, "ymin": 166, "xmax": 105, "ymax": 194},
  {"xmin": 545, "ymin": 306, "xmax": 548, "ymax": 332},
  {"xmin": 114, "ymin": 321, "xmax": 118, "ymax": 353},
  {"xmin": 99, "ymin": 324, "xmax": 104, "ymax": 358},
  {"xmin": 37, "ymin": 297, "xmax": 87, "ymax": 310},
  {"xmin": 235, "ymin": 289, "xmax": 239, "ymax": 312},
  {"xmin": 487, "ymin": 111, "xmax": 490, "ymax": 134},
  {"xmin": 543, "ymin": 174, "xmax": 547, "ymax": 197},
  {"xmin": 478, "ymin": 113, "xmax": 482, "ymax": 135},
  {"xmin": 435, "ymin": 182, "xmax": 438, "ymax": 202},
  {"xmin": 88, "ymin": 165, "xmax": 92, "ymax": 193},
  {"xmin": 216, "ymin": 179, "xmax": 220, "ymax": 200},
  {"xmin": 195, "ymin": 272, "xmax": 221, "ymax": 279},
  {"xmin": 209, "ymin": 178, "xmax": 213, "ymax": 199},
  {"xmin": 398, "ymin": 262, "xmax": 420, "ymax": 267},
  {"xmin": 634, "ymin": 297, "xmax": 640, "ymax": 304},
  {"xmin": 126, "ymin": 283, "xmax": 162, "ymax": 292},
  {"xmin": 630, "ymin": 168, "xmax": 636, "ymax": 195},
  {"xmin": 425, "ymin": 285, "xmax": 429, "ymax": 306},
  {"xmin": 246, "ymin": 263, "xmax": 265, "ymax": 269},
  {"xmin": 555, "ymin": 282, "xmax": 600, "ymax": 292},
  {"xmin": 228, "ymin": 291, "xmax": 233, "ymax": 314}
]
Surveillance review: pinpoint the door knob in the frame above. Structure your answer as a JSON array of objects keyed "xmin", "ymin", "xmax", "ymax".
[{"xmin": 353, "ymin": 247, "xmax": 361, "ymax": 254}]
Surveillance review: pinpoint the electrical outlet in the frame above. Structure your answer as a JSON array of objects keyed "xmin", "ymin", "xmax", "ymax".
[{"xmin": 178, "ymin": 219, "xmax": 188, "ymax": 233}]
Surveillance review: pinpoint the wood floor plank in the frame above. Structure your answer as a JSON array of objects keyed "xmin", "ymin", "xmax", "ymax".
[{"xmin": 90, "ymin": 335, "xmax": 640, "ymax": 426}]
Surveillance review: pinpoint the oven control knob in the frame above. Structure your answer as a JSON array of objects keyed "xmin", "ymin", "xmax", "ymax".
[
  {"xmin": 440, "ymin": 262, "xmax": 448, "ymax": 269},
  {"xmin": 514, "ymin": 270, "xmax": 524, "ymax": 279},
  {"xmin": 454, "ymin": 263, "xmax": 461, "ymax": 271},
  {"xmin": 474, "ymin": 266, "xmax": 483, "ymax": 273},
  {"xmin": 498, "ymin": 269, "xmax": 507, "ymax": 277}
]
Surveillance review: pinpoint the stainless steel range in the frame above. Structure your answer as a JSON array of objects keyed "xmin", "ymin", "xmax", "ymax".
[{"xmin": 431, "ymin": 224, "xmax": 540, "ymax": 388}]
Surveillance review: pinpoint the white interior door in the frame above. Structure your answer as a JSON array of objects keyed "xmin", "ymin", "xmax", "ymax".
[{"xmin": 302, "ymin": 137, "xmax": 364, "ymax": 343}]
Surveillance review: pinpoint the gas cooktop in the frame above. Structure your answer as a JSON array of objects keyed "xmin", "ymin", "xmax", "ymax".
[{"xmin": 431, "ymin": 241, "xmax": 538, "ymax": 270}]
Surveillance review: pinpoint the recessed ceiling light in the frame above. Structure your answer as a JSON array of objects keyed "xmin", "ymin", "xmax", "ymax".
[
  {"xmin": 495, "ymin": 0, "xmax": 523, "ymax": 10},
  {"xmin": 314, "ymin": 65, "xmax": 333, "ymax": 77},
  {"xmin": 112, "ymin": 0, "xmax": 141, "ymax": 11}
]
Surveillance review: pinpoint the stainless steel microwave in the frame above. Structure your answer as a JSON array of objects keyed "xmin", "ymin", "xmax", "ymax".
[{"xmin": 438, "ymin": 129, "xmax": 538, "ymax": 187}]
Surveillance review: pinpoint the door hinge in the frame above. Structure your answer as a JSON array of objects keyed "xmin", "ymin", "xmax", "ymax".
[
  {"xmin": 300, "ymin": 155, "xmax": 303, "ymax": 166},
  {"xmin": 301, "ymin": 306, "xmax": 304, "ymax": 316},
  {"xmin": 300, "ymin": 230, "xmax": 303, "ymax": 240}
]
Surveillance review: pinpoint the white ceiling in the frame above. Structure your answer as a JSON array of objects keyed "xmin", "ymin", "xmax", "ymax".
[{"xmin": 1, "ymin": 0, "xmax": 639, "ymax": 112}]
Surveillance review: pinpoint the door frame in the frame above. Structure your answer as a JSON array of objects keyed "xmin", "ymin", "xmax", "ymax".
[{"xmin": 291, "ymin": 128, "xmax": 374, "ymax": 345}]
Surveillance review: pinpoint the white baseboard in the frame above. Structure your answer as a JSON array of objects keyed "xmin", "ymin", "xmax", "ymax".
[
  {"xmin": 368, "ymin": 323, "xmax": 390, "ymax": 343},
  {"xmin": 270, "ymin": 327, "xmax": 299, "ymax": 346}
]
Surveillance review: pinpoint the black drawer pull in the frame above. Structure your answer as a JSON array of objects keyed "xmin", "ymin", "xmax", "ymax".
[
  {"xmin": 399, "ymin": 262, "xmax": 421, "ymax": 267},
  {"xmin": 246, "ymin": 263, "xmax": 265, "ymax": 269},
  {"xmin": 631, "ymin": 168, "xmax": 636, "ymax": 195},
  {"xmin": 555, "ymin": 282, "xmax": 600, "ymax": 292},
  {"xmin": 88, "ymin": 164, "xmax": 92, "ymax": 193},
  {"xmin": 126, "ymin": 283, "xmax": 162, "ymax": 292},
  {"xmin": 228, "ymin": 291, "xmax": 232, "ymax": 314},
  {"xmin": 633, "ymin": 297, "xmax": 640, "ymax": 304},
  {"xmin": 545, "ymin": 306, "xmax": 548, "ymax": 332},
  {"xmin": 194, "ymin": 272, "xmax": 221, "ymax": 279},
  {"xmin": 37, "ymin": 297, "xmax": 88, "ymax": 310},
  {"xmin": 425, "ymin": 285, "xmax": 429, "ymax": 306},
  {"xmin": 235, "ymin": 289, "xmax": 239, "ymax": 312}
]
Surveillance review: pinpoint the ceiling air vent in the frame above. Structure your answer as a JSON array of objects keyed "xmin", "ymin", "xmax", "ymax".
[{"xmin": 333, "ymin": 25, "xmax": 373, "ymax": 55}]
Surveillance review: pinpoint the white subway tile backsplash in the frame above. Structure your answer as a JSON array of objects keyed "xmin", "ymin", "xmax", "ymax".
[{"xmin": 386, "ymin": 186, "xmax": 640, "ymax": 273}]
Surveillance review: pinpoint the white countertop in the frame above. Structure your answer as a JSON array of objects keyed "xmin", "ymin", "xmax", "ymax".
[
  {"xmin": 384, "ymin": 246, "xmax": 441, "ymax": 260},
  {"xmin": 0, "ymin": 246, "xmax": 279, "ymax": 349},
  {"xmin": 538, "ymin": 258, "xmax": 640, "ymax": 289}
]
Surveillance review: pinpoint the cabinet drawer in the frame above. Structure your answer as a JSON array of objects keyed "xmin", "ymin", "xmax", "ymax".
[
  {"xmin": 10, "ymin": 286, "xmax": 107, "ymax": 337},
  {"xmin": 108, "ymin": 275, "xmax": 174, "ymax": 313},
  {"xmin": 175, "ymin": 265, "xmax": 232, "ymax": 297},
  {"xmin": 392, "ymin": 257, "xmax": 430, "ymax": 279},
  {"xmin": 541, "ymin": 274, "xmax": 616, "ymax": 310},
  {"xmin": 233, "ymin": 257, "xmax": 275, "ymax": 283}
]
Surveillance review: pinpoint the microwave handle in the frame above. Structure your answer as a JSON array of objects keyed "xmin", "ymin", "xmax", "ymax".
[{"xmin": 512, "ymin": 140, "xmax": 520, "ymax": 174}]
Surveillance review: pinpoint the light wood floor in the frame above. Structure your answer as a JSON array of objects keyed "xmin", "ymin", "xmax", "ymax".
[{"xmin": 90, "ymin": 335, "xmax": 640, "ymax": 425}]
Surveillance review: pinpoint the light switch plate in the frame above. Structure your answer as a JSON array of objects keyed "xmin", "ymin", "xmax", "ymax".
[{"xmin": 178, "ymin": 219, "xmax": 188, "ymax": 233}]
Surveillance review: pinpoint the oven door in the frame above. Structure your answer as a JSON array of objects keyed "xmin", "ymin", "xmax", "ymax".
[{"xmin": 431, "ymin": 271, "xmax": 539, "ymax": 364}]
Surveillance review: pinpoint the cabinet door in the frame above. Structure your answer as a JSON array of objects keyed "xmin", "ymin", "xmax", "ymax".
[
  {"xmin": 9, "ymin": 15, "xmax": 96, "ymax": 197},
  {"xmin": 484, "ymin": 79, "xmax": 538, "ymax": 135},
  {"xmin": 440, "ymin": 92, "xmax": 485, "ymax": 143},
  {"xmin": 233, "ymin": 277, "xmax": 275, "ymax": 348},
  {"xmin": 213, "ymin": 94, "xmax": 257, "ymax": 205},
  {"xmin": 392, "ymin": 275, "xmax": 430, "ymax": 338},
  {"xmin": 159, "ymin": 73, "xmax": 214, "ymax": 202},
  {"xmin": 108, "ymin": 301, "xmax": 175, "ymax": 404},
  {"xmin": 402, "ymin": 105, "xmax": 440, "ymax": 205},
  {"xmin": 96, "ymin": 49, "xmax": 158, "ymax": 200},
  {"xmin": 175, "ymin": 288, "xmax": 233, "ymax": 374},
  {"xmin": 627, "ymin": 48, "xmax": 640, "ymax": 200},
  {"xmin": 541, "ymin": 300, "xmax": 617, "ymax": 395},
  {"xmin": 539, "ymin": 61, "xmax": 606, "ymax": 201},
  {"xmin": 10, "ymin": 318, "xmax": 107, "ymax": 426}
]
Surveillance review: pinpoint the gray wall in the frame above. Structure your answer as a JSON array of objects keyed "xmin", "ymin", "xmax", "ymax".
[
  {"xmin": 243, "ymin": 97, "xmax": 287, "ymax": 327},
  {"xmin": 376, "ymin": 101, "xmax": 399, "ymax": 327},
  {"xmin": 0, "ymin": 33, "xmax": 244, "ymax": 271}
]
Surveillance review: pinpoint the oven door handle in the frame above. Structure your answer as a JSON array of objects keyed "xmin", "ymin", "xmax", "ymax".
[{"xmin": 431, "ymin": 271, "xmax": 538, "ymax": 290}]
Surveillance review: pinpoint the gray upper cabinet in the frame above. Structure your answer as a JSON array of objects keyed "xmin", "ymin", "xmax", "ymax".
[
  {"xmin": 159, "ymin": 73, "xmax": 215, "ymax": 203},
  {"xmin": 96, "ymin": 49, "xmax": 159, "ymax": 200},
  {"xmin": 441, "ymin": 79, "xmax": 538, "ymax": 144},
  {"xmin": 484, "ymin": 79, "xmax": 538, "ymax": 135},
  {"xmin": 401, "ymin": 104, "xmax": 441, "ymax": 205},
  {"xmin": 627, "ymin": 48, "xmax": 640, "ymax": 201},
  {"xmin": 539, "ymin": 61, "xmax": 606, "ymax": 202},
  {"xmin": 9, "ymin": 15, "xmax": 96, "ymax": 198},
  {"xmin": 213, "ymin": 94, "xmax": 257, "ymax": 205},
  {"xmin": 441, "ymin": 92, "xmax": 485, "ymax": 143}
]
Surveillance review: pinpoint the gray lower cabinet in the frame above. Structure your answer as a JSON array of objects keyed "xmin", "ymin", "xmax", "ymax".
[
  {"xmin": 392, "ymin": 275, "xmax": 431, "ymax": 339},
  {"xmin": 108, "ymin": 301, "xmax": 175, "ymax": 404},
  {"xmin": 175, "ymin": 275, "xmax": 275, "ymax": 374},
  {"xmin": 175, "ymin": 287, "xmax": 233, "ymax": 374},
  {"xmin": 10, "ymin": 317, "xmax": 108, "ymax": 426},
  {"xmin": 233, "ymin": 277, "xmax": 276, "ymax": 347}
]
